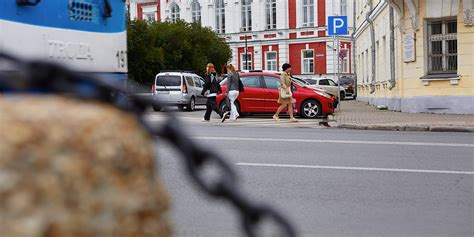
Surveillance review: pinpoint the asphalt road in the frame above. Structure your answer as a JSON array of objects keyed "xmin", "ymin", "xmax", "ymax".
[{"xmin": 154, "ymin": 124, "xmax": 474, "ymax": 237}]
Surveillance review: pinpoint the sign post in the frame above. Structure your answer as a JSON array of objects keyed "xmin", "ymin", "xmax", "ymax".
[{"xmin": 328, "ymin": 16, "xmax": 348, "ymax": 111}]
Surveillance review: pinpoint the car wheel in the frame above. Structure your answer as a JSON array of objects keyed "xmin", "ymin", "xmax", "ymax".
[
  {"xmin": 340, "ymin": 92, "xmax": 346, "ymax": 101},
  {"xmin": 300, "ymin": 99, "xmax": 322, "ymax": 119},
  {"xmin": 186, "ymin": 97, "xmax": 195, "ymax": 111},
  {"xmin": 153, "ymin": 105, "xmax": 161, "ymax": 112}
]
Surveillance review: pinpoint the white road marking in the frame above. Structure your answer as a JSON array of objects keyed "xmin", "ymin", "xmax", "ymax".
[
  {"xmin": 236, "ymin": 162, "xmax": 474, "ymax": 175},
  {"xmin": 193, "ymin": 136, "xmax": 474, "ymax": 148}
]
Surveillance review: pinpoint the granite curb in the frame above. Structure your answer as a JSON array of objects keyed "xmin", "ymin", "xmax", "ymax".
[{"xmin": 336, "ymin": 123, "xmax": 474, "ymax": 133}]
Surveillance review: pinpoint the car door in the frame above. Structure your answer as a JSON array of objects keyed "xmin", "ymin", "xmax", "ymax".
[
  {"xmin": 262, "ymin": 76, "xmax": 281, "ymax": 112},
  {"xmin": 193, "ymin": 76, "xmax": 206, "ymax": 104},
  {"xmin": 239, "ymin": 75, "xmax": 266, "ymax": 112},
  {"xmin": 318, "ymin": 79, "xmax": 338, "ymax": 96},
  {"xmin": 154, "ymin": 74, "xmax": 182, "ymax": 102}
]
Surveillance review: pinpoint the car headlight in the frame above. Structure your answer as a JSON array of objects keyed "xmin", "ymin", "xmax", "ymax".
[{"xmin": 314, "ymin": 90, "xmax": 332, "ymax": 99}]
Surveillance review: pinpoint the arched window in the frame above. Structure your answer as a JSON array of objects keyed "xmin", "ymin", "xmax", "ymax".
[
  {"xmin": 265, "ymin": 0, "xmax": 276, "ymax": 30},
  {"xmin": 241, "ymin": 0, "xmax": 252, "ymax": 31},
  {"xmin": 170, "ymin": 3, "xmax": 180, "ymax": 23},
  {"xmin": 215, "ymin": 0, "xmax": 225, "ymax": 33},
  {"xmin": 191, "ymin": 0, "xmax": 201, "ymax": 23},
  {"xmin": 302, "ymin": 0, "xmax": 314, "ymax": 27}
]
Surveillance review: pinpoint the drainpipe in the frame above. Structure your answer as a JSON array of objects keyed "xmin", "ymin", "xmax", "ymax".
[
  {"xmin": 388, "ymin": 6, "xmax": 396, "ymax": 90},
  {"xmin": 352, "ymin": 0, "xmax": 357, "ymax": 99},
  {"xmin": 367, "ymin": 1, "xmax": 376, "ymax": 94}
]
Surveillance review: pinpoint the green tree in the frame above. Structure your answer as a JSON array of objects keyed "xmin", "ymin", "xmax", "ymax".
[{"xmin": 127, "ymin": 20, "xmax": 232, "ymax": 86}]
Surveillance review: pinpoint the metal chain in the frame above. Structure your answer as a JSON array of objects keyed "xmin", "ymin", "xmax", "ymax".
[{"xmin": 0, "ymin": 52, "xmax": 297, "ymax": 237}]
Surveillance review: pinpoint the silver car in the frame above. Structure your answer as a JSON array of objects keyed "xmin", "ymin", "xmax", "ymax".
[
  {"xmin": 303, "ymin": 78, "xmax": 347, "ymax": 100},
  {"xmin": 152, "ymin": 72, "xmax": 207, "ymax": 111}
]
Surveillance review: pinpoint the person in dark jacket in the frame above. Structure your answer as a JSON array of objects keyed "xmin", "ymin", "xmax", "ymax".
[{"xmin": 201, "ymin": 63, "xmax": 228, "ymax": 122}]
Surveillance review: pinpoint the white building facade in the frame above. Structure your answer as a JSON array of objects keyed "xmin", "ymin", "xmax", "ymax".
[{"xmin": 130, "ymin": 0, "xmax": 354, "ymax": 79}]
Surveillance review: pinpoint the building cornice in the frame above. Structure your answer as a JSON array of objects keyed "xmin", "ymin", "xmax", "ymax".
[{"xmin": 353, "ymin": 2, "xmax": 388, "ymax": 39}]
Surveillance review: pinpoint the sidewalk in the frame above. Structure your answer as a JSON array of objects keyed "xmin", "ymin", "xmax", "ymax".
[{"xmin": 332, "ymin": 100, "xmax": 474, "ymax": 132}]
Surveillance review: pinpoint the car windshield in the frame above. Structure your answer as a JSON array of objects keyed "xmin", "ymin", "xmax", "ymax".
[
  {"xmin": 156, "ymin": 75, "xmax": 181, "ymax": 86},
  {"xmin": 291, "ymin": 77, "xmax": 309, "ymax": 86},
  {"xmin": 339, "ymin": 77, "xmax": 354, "ymax": 86}
]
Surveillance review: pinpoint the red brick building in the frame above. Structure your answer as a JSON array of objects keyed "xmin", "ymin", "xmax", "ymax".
[{"xmin": 130, "ymin": 0, "xmax": 354, "ymax": 79}]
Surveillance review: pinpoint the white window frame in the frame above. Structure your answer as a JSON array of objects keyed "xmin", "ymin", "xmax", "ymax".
[
  {"xmin": 241, "ymin": 0, "xmax": 252, "ymax": 32},
  {"xmin": 215, "ymin": 0, "xmax": 225, "ymax": 33},
  {"xmin": 427, "ymin": 18, "xmax": 457, "ymax": 74},
  {"xmin": 170, "ymin": 3, "xmax": 180, "ymax": 23},
  {"xmin": 265, "ymin": 0, "xmax": 276, "ymax": 30},
  {"xmin": 340, "ymin": 49, "xmax": 349, "ymax": 74},
  {"xmin": 143, "ymin": 12, "xmax": 156, "ymax": 22},
  {"xmin": 302, "ymin": 0, "xmax": 314, "ymax": 27},
  {"xmin": 340, "ymin": 0, "xmax": 347, "ymax": 16},
  {"xmin": 240, "ymin": 53, "xmax": 253, "ymax": 70},
  {"xmin": 191, "ymin": 0, "xmax": 201, "ymax": 23},
  {"xmin": 301, "ymin": 49, "xmax": 314, "ymax": 74},
  {"xmin": 142, "ymin": 5, "xmax": 157, "ymax": 22},
  {"xmin": 265, "ymin": 51, "xmax": 277, "ymax": 71}
]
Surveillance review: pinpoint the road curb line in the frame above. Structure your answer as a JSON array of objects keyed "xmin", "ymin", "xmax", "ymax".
[{"xmin": 337, "ymin": 124, "xmax": 474, "ymax": 133}]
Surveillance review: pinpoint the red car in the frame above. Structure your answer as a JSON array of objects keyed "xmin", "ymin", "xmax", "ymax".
[{"xmin": 217, "ymin": 72, "xmax": 334, "ymax": 119}]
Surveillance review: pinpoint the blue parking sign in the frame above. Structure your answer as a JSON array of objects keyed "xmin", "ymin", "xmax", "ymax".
[{"xmin": 328, "ymin": 16, "xmax": 348, "ymax": 36}]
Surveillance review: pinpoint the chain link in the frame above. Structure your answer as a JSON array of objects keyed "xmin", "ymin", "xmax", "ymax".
[{"xmin": 0, "ymin": 52, "xmax": 297, "ymax": 237}]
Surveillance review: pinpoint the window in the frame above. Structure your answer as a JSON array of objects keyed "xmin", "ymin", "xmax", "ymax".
[
  {"xmin": 241, "ymin": 53, "xmax": 253, "ymax": 70},
  {"xmin": 265, "ymin": 0, "xmax": 276, "ymax": 30},
  {"xmin": 360, "ymin": 53, "xmax": 364, "ymax": 83},
  {"xmin": 185, "ymin": 76, "xmax": 194, "ymax": 87},
  {"xmin": 193, "ymin": 77, "xmax": 202, "ymax": 87},
  {"xmin": 305, "ymin": 79, "xmax": 318, "ymax": 85},
  {"xmin": 340, "ymin": 49, "xmax": 349, "ymax": 73},
  {"xmin": 302, "ymin": 0, "xmax": 314, "ymax": 27},
  {"xmin": 263, "ymin": 76, "xmax": 280, "ymax": 89},
  {"xmin": 340, "ymin": 0, "xmax": 347, "ymax": 16},
  {"xmin": 240, "ymin": 76, "xmax": 261, "ymax": 88},
  {"xmin": 170, "ymin": 3, "xmax": 180, "ymax": 22},
  {"xmin": 302, "ymin": 50, "xmax": 314, "ymax": 74},
  {"xmin": 191, "ymin": 0, "xmax": 201, "ymax": 23},
  {"xmin": 365, "ymin": 49, "xmax": 369, "ymax": 82},
  {"xmin": 143, "ymin": 12, "xmax": 156, "ymax": 22},
  {"xmin": 265, "ymin": 52, "xmax": 277, "ymax": 71},
  {"xmin": 382, "ymin": 36, "xmax": 387, "ymax": 81},
  {"xmin": 427, "ymin": 19, "xmax": 457, "ymax": 74},
  {"xmin": 327, "ymin": 79, "xmax": 337, "ymax": 86},
  {"xmin": 215, "ymin": 0, "xmax": 225, "ymax": 33},
  {"xmin": 241, "ymin": 0, "xmax": 252, "ymax": 31},
  {"xmin": 156, "ymin": 75, "xmax": 181, "ymax": 86},
  {"xmin": 319, "ymin": 79, "xmax": 329, "ymax": 85}
]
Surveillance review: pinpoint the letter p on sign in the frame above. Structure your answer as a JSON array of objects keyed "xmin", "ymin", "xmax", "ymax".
[{"xmin": 328, "ymin": 16, "xmax": 348, "ymax": 36}]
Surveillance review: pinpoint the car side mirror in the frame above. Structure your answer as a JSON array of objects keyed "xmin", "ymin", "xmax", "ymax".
[{"xmin": 292, "ymin": 85, "xmax": 297, "ymax": 91}]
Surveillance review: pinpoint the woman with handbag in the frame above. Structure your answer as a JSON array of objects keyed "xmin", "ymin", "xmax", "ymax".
[
  {"xmin": 225, "ymin": 64, "xmax": 241, "ymax": 121},
  {"xmin": 273, "ymin": 63, "xmax": 298, "ymax": 122}
]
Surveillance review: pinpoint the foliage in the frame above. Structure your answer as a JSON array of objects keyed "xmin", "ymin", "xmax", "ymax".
[{"xmin": 127, "ymin": 20, "xmax": 232, "ymax": 86}]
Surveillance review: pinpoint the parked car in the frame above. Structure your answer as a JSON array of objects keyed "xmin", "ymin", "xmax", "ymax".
[
  {"xmin": 216, "ymin": 72, "xmax": 335, "ymax": 119},
  {"xmin": 303, "ymin": 78, "xmax": 347, "ymax": 100},
  {"xmin": 152, "ymin": 72, "xmax": 207, "ymax": 111},
  {"xmin": 339, "ymin": 76, "xmax": 356, "ymax": 99}
]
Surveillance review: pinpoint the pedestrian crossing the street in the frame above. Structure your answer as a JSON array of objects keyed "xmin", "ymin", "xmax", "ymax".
[{"xmin": 144, "ymin": 112, "xmax": 333, "ymax": 128}]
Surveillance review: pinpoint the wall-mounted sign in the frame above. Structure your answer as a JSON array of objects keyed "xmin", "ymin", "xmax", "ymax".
[{"xmin": 403, "ymin": 32, "xmax": 416, "ymax": 63}]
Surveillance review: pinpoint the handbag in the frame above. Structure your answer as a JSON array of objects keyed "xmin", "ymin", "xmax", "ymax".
[{"xmin": 279, "ymin": 87, "xmax": 292, "ymax": 99}]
